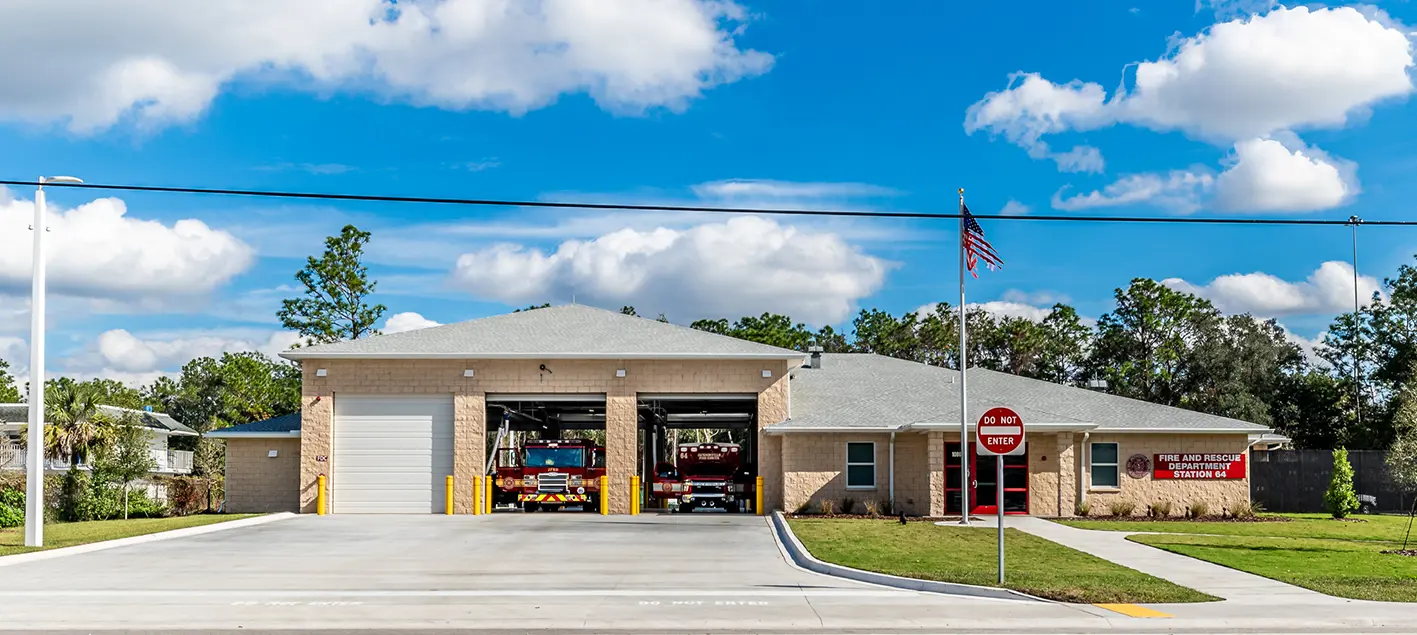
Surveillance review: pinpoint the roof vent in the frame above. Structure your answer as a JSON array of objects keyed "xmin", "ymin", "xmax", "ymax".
[{"xmin": 808, "ymin": 345, "xmax": 823, "ymax": 369}]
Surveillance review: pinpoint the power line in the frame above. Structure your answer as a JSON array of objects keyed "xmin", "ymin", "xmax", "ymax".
[{"xmin": 3, "ymin": 178, "xmax": 1415, "ymax": 226}]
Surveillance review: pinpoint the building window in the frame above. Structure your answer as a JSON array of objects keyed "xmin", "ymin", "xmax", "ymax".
[
  {"xmin": 1091, "ymin": 442, "xmax": 1119, "ymax": 488},
  {"xmin": 846, "ymin": 442, "xmax": 876, "ymax": 489}
]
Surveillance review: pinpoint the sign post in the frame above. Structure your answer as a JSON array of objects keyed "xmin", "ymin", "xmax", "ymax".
[{"xmin": 976, "ymin": 407, "xmax": 1024, "ymax": 585}]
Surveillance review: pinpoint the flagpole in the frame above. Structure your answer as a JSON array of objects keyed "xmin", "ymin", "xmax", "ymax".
[{"xmin": 958, "ymin": 187, "xmax": 970, "ymax": 526}]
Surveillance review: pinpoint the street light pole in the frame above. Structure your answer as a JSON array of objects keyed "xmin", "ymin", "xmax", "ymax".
[
  {"xmin": 1349, "ymin": 215, "xmax": 1363, "ymax": 432},
  {"xmin": 24, "ymin": 175, "xmax": 82, "ymax": 548}
]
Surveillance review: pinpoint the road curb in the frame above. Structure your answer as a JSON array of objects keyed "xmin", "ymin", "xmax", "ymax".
[
  {"xmin": 769, "ymin": 511, "xmax": 1044, "ymax": 602},
  {"xmin": 0, "ymin": 512, "xmax": 295, "ymax": 567}
]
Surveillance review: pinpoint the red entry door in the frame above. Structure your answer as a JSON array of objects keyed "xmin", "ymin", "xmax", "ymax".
[{"xmin": 944, "ymin": 442, "xmax": 1030, "ymax": 515}]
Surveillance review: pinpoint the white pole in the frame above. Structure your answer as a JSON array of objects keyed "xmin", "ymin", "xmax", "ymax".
[
  {"xmin": 24, "ymin": 183, "xmax": 47, "ymax": 547},
  {"xmin": 958, "ymin": 188, "xmax": 970, "ymax": 525},
  {"xmin": 996, "ymin": 455, "xmax": 1005, "ymax": 583},
  {"xmin": 1350, "ymin": 216, "xmax": 1362, "ymax": 430}
]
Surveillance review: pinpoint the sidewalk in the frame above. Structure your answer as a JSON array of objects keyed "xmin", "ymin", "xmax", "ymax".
[{"xmin": 998, "ymin": 516, "xmax": 1340, "ymax": 605}]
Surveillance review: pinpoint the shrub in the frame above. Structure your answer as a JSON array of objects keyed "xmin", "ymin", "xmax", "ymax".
[
  {"xmin": 794, "ymin": 501, "xmax": 813, "ymax": 514},
  {"xmin": 817, "ymin": 499, "xmax": 835, "ymax": 515},
  {"xmin": 1325, "ymin": 448, "xmax": 1360, "ymax": 519},
  {"xmin": 124, "ymin": 490, "xmax": 169, "ymax": 519},
  {"xmin": 0, "ymin": 487, "xmax": 23, "ymax": 529},
  {"xmin": 863, "ymin": 499, "xmax": 881, "ymax": 516},
  {"xmin": 840, "ymin": 497, "xmax": 857, "ymax": 515},
  {"xmin": 1227, "ymin": 500, "xmax": 1255, "ymax": 519},
  {"xmin": 1108, "ymin": 500, "xmax": 1137, "ymax": 517},
  {"xmin": 1147, "ymin": 500, "xmax": 1173, "ymax": 519},
  {"xmin": 1075, "ymin": 499, "xmax": 1091, "ymax": 517},
  {"xmin": 1186, "ymin": 501, "xmax": 1210, "ymax": 519}
]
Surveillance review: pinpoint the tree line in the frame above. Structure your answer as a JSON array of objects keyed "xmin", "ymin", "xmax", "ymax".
[
  {"xmin": 616, "ymin": 267, "xmax": 1417, "ymax": 452},
  {"xmin": 4, "ymin": 225, "xmax": 1415, "ymax": 465}
]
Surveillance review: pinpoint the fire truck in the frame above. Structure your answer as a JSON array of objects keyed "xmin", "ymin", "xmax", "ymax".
[
  {"xmin": 493, "ymin": 439, "xmax": 606, "ymax": 512},
  {"xmin": 650, "ymin": 442, "xmax": 753, "ymax": 512}
]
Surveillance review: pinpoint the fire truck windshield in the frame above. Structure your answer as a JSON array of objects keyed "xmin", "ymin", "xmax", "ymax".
[{"xmin": 525, "ymin": 447, "xmax": 584, "ymax": 468}]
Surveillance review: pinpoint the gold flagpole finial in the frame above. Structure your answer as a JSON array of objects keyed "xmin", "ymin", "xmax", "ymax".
[{"xmin": 958, "ymin": 188, "xmax": 964, "ymax": 195}]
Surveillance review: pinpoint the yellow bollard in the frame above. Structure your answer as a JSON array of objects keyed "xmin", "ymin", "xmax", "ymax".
[
  {"xmin": 598, "ymin": 475, "xmax": 609, "ymax": 515},
  {"xmin": 445, "ymin": 475, "xmax": 454, "ymax": 515},
  {"xmin": 472, "ymin": 476, "xmax": 482, "ymax": 516},
  {"xmin": 630, "ymin": 475, "xmax": 641, "ymax": 515},
  {"xmin": 484, "ymin": 477, "xmax": 493, "ymax": 514},
  {"xmin": 755, "ymin": 476, "xmax": 764, "ymax": 516},
  {"xmin": 316, "ymin": 474, "xmax": 327, "ymax": 515}
]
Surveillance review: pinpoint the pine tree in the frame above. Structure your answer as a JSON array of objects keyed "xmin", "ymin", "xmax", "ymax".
[{"xmin": 1324, "ymin": 448, "xmax": 1360, "ymax": 519}]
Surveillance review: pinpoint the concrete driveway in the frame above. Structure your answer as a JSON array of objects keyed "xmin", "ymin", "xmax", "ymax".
[{"xmin": 0, "ymin": 512, "xmax": 1093, "ymax": 632}]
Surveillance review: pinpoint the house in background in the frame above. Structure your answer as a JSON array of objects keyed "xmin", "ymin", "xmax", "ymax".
[{"xmin": 0, "ymin": 403, "xmax": 198, "ymax": 475}]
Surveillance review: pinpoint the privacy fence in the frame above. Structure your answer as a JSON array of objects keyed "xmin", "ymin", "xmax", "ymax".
[{"xmin": 1251, "ymin": 449, "xmax": 1414, "ymax": 514}]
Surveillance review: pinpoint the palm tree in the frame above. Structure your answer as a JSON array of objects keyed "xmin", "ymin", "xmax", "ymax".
[{"xmin": 36, "ymin": 380, "xmax": 116, "ymax": 466}]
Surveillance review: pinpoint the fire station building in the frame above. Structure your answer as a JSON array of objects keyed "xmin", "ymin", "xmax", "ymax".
[{"xmin": 210, "ymin": 304, "xmax": 1269, "ymax": 517}]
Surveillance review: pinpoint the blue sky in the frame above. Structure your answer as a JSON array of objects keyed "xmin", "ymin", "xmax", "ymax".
[{"xmin": 1, "ymin": 0, "xmax": 1415, "ymax": 383}]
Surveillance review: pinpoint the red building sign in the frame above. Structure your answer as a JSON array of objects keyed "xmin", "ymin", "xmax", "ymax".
[{"xmin": 1153, "ymin": 453, "xmax": 1246, "ymax": 479}]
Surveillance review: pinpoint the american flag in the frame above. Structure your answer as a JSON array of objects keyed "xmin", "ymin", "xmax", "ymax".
[{"xmin": 962, "ymin": 204, "xmax": 1003, "ymax": 278}]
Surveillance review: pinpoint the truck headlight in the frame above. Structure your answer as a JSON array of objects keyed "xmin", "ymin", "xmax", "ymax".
[
  {"xmin": 522, "ymin": 476, "xmax": 534, "ymax": 487},
  {"xmin": 569, "ymin": 475, "xmax": 583, "ymax": 486}
]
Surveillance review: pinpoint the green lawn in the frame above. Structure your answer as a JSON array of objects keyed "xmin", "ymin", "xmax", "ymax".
[
  {"xmin": 1131, "ymin": 533, "xmax": 1417, "ymax": 602},
  {"xmin": 1057, "ymin": 513, "xmax": 1417, "ymax": 602},
  {"xmin": 1059, "ymin": 513, "xmax": 1412, "ymax": 543},
  {"xmin": 788, "ymin": 518, "xmax": 1218, "ymax": 604},
  {"xmin": 0, "ymin": 515, "xmax": 260, "ymax": 557}
]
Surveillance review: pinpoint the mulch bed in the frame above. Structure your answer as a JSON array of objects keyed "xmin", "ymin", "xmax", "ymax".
[
  {"xmin": 786, "ymin": 513, "xmax": 974, "ymax": 523},
  {"xmin": 1064, "ymin": 515, "xmax": 1293, "ymax": 523},
  {"xmin": 1381, "ymin": 549, "xmax": 1417, "ymax": 557}
]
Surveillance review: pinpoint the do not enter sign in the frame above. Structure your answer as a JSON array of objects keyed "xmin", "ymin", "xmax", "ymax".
[{"xmin": 976, "ymin": 407, "xmax": 1025, "ymax": 456}]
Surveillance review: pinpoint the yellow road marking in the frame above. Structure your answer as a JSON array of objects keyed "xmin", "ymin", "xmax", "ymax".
[{"xmin": 1093, "ymin": 603, "xmax": 1172, "ymax": 618}]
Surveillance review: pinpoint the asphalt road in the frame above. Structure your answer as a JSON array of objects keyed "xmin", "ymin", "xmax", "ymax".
[{"xmin": 0, "ymin": 513, "xmax": 1408, "ymax": 633}]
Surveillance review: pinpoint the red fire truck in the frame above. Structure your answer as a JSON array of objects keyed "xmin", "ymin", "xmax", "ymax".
[
  {"xmin": 493, "ymin": 439, "xmax": 606, "ymax": 512},
  {"xmin": 650, "ymin": 442, "xmax": 753, "ymax": 512}
]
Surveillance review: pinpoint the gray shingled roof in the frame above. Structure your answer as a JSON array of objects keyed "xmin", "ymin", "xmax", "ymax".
[
  {"xmin": 207, "ymin": 413, "xmax": 301, "ymax": 438},
  {"xmin": 772, "ymin": 354, "xmax": 1267, "ymax": 433},
  {"xmin": 282, "ymin": 304, "xmax": 805, "ymax": 360},
  {"xmin": 0, "ymin": 403, "xmax": 198, "ymax": 435}
]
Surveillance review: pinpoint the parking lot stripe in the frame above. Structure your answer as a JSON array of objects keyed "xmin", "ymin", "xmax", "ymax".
[
  {"xmin": 0, "ymin": 588, "xmax": 916, "ymax": 599},
  {"xmin": 1093, "ymin": 603, "xmax": 1172, "ymax": 618}
]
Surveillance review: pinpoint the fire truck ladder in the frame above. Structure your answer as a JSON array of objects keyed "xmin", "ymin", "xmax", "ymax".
[{"xmin": 486, "ymin": 411, "xmax": 512, "ymax": 475}]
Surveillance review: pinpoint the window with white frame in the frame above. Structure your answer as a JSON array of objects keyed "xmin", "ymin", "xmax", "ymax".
[
  {"xmin": 846, "ymin": 442, "xmax": 876, "ymax": 489},
  {"xmin": 1090, "ymin": 442, "xmax": 1119, "ymax": 488}
]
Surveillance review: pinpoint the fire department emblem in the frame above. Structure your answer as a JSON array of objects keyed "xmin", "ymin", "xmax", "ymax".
[{"xmin": 1126, "ymin": 454, "xmax": 1150, "ymax": 479}]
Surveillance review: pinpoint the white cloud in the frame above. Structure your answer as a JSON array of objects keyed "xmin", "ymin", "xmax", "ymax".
[
  {"xmin": 0, "ymin": 192, "xmax": 254, "ymax": 306},
  {"xmin": 1052, "ymin": 169, "xmax": 1214, "ymax": 212},
  {"xmin": 1001, "ymin": 289, "xmax": 1070, "ymax": 306},
  {"xmin": 973, "ymin": 301, "xmax": 1054, "ymax": 322},
  {"xmin": 969, "ymin": 7, "xmax": 1412, "ymax": 144},
  {"xmin": 383, "ymin": 312, "xmax": 442, "ymax": 334},
  {"xmin": 450, "ymin": 216, "xmax": 888, "ymax": 324},
  {"xmin": 90, "ymin": 329, "xmax": 299, "ymax": 374},
  {"xmin": 1163, "ymin": 261, "xmax": 1383, "ymax": 317},
  {"xmin": 1052, "ymin": 145, "xmax": 1105, "ymax": 173},
  {"xmin": 0, "ymin": 0, "xmax": 773, "ymax": 132},
  {"xmin": 999, "ymin": 200, "xmax": 1031, "ymax": 216},
  {"xmin": 1282, "ymin": 327, "xmax": 1328, "ymax": 368},
  {"xmin": 966, "ymin": 6, "xmax": 1412, "ymax": 189},
  {"xmin": 1213, "ymin": 137, "xmax": 1356, "ymax": 212},
  {"xmin": 692, "ymin": 179, "xmax": 898, "ymax": 201}
]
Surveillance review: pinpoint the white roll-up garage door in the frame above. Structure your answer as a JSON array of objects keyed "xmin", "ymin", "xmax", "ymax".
[{"xmin": 332, "ymin": 394, "xmax": 454, "ymax": 514}]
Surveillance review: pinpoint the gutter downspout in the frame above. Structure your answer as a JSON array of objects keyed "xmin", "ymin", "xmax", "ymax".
[
  {"xmin": 889, "ymin": 430, "xmax": 896, "ymax": 514},
  {"xmin": 1078, "ymin": 432, "xmax": 1090, "ymax": 510}
]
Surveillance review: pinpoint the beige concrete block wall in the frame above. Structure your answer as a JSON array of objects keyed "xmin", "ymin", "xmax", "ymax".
[
  {"xmin": 1077, "ymin": 433, "xmax": 1251, "ymax": 517},
  {"xmin": 781, "ymin": 432, "xmax": 897, "ymax": 514},
  {"xmin": 299, "ymin": 358, "xmax": 790, "ymax": 514},
  {"xmin": 893, "ymin": 433, "xmax": 931, "ymax": 516},
  {"xmin": 1027, "ymin": 435, "xmax": 1064, "ymax": 517},
  {"xmin": 225, "ymin": 439, "xmax": 301, "ymax": 513}
]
